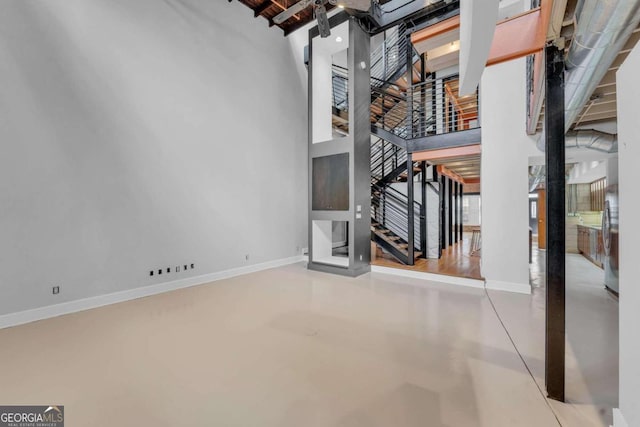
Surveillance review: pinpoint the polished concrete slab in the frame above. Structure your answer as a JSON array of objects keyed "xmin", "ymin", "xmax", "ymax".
[
  {"xmin": 0, "ymin": 263, "xmax": 560, "ymax": 427},
  {"xmin": 489, "ymin": 246, "xmax": 618, "ymax": 427}
]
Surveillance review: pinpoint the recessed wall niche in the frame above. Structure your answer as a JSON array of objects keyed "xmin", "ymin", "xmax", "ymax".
[
  {"xmin": 312, "ymin": 220, "xmax": 349, "ymax": 267},
  {"xmin": 311, "ymin": 21, "xmax": 349, "ymax": 144}
]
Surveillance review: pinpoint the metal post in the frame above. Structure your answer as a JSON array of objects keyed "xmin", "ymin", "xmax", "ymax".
[
  {"xmin": 448, "ymin": 178, "xmax": 454, "ymax": 246},
  {"xmin": 420, "ymin": 161, "xmax": 427, "ymax": 256},
  {"xmin": 459, "ymin": 184, "xmax": 464, "ymax": 240},
  {"xmin": 453, "ymin": 181, "xmax": 458, "ymax": 244},
  {"xmin": 433, "ymin": 166, "xmax": 442, "ymax": 258},
  {"xmin": 420, "ymin": 53, "xmax": 427, "ymax": 138},
  {"xmin": 545, "ymin": 43, "xmax": 566, "ymax": 402},
  {"xmin": 431, "ymin": 72, "xmax": 437, "ymax": 136},
  {"xmin": 382, "ymin": 31, "xmax": 387, "ymax": 81},
  {"xmin": 407, "ymin": 153, "xmax": 415, "ymax": 265},
  {"xmin": 381, "ymin": 140, "xmax": 385, "ymax": 178},
  {"xmin": 406, "ymin": 33, "xmax": 414, "ymax": 138},
  {"xmin": 440, "ymin": 173, "xmax": 446, "ymax": 251}
]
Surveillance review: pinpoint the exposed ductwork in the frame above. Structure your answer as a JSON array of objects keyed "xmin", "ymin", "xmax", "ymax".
[
  {"xmin": 529, "ymin": 164, "xmax": 545, "ymax": 193},
  {"xmin": 564, "ymin": 129, "xmax": 618, "ymax": 153},
  {"xmin": 564, "ymin": 0, "xmax": 640, "ymax": 131},
  {"xmin": 531, "ymin": 129, "xmax": 617, "ymax": 191},
  {"xmin": 536, "ymin": 129, "xmax": 618, "ymax": 154}
]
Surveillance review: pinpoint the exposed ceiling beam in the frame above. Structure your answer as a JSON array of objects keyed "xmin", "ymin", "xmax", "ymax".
[
  {"xmin": 437, "ymin": 165, "xmax": 466, "ymax": 184},
  {"xmin": 254, "ymin": 0, "xmax": 272, "ymax": 17}
]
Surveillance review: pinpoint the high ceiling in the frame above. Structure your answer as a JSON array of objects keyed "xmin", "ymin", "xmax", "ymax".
[
  {"xmin": 532, "ymin": 0, "xmax": 640, "ymax": 131},
  {"xmin": 234, "ymin": 0, "xmax": 399, "ymax": 36},
  {"xmin": 234, "ymin": 0, "xmax": 336, "ymax": 36}
]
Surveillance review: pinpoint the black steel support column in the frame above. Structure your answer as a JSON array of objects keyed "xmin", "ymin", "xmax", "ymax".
[
  {"xmin": 453, "ymin": 181, "xmax": 459, "ymax": 244},
  {"xmin": 419, "ymin": 54, "xmax": 427, "ymax": 138},
  {"xmin": 406, "ymin": 34, "xmax": 414, "ymax": 139},
  {"xmin": 439, "ymin": 172, "xmax": 446, "ymax": 252},
  {"xmin": 420, "ymin": 162, "xmax": 427, "ymax": 256},
  {"xmin": 407, "ymin": 153, "xmax": 415, "ymax": 265},
  {"xmin": 459, "ymin": 184, "xmax": 464, "ymax": 240},
  {"xmin": 434, "ymin": 167, "xmax": 442, "ymax": 258},
  {"xmin": 545, "ymin": 44, "xmax": 566, "ymax": 402},
  {"xmin": 448, "ymin": 178, "xmax": 454, "ymax": 246},
  {"xmin": 431, "ymin": 72, "xmax": 437, "ymax": 135}
]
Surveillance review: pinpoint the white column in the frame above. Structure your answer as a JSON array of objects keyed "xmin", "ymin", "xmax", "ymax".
[
  {"xmin": 616, "ymin": 37, "xmax": 640, "ymax": 427},
  {"xmin": 479, "ymin": 58, "xmax": 538, "ymax": 294}
]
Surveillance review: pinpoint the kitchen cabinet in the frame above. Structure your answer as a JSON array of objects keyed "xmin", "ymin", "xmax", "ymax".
[{"xmin": 577, "ymin": 225, "xmax": 603, "ymax": 269}]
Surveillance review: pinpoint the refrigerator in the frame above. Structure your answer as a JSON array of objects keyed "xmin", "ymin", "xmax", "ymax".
[{"xmin": 602, "ymin": 184, "xmax": 619, "ymax": 294}]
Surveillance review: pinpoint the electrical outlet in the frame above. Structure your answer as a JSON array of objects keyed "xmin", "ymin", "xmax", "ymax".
[
  {"xmin": 158, "ymin": 269, "xmax": 162, "ymax": 275},
  {"xmin": 359, "ymin": 254, "xmax": 363, "ymax": 261},
  {"xmin": 176, "ymin": 266, "xmax": 180, "ymax": 273},
  {"xmin": 150, "ymin": 270, "xmax": 154, "ymax": 276},
  {"xmin": 166, "ymin": 268, "xmax": 170, "ymax": 274},
  {"xmin": 184, "ymin": 264, "xmax": 188, "ymax": 271},
  {"xmin": 245, "ymin": 254, "xmax": 250, "ymax": 261},
  {"xmin": 191, "ymin": 263, "xmax": 194, "ymax": 269},
  {"xmin": 52, "ymin": 286, "xmax": 60, "ymax": 295}
]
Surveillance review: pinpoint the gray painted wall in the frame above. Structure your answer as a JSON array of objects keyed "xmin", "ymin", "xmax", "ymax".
[{"xmin": 0, "ymin": 0, "xmax": 308, "ymax": 315}]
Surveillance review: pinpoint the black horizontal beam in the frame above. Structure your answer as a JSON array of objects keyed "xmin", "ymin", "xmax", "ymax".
[
  {"xmin": 308, "ymin": 10, "xmax": 349, "ymax": 38},
  {"xmin": 369, "ymin": 0, "xmax": 459, "ymax": 34},
  {"xmin": 407, "ymin": 128, "xmax": 481, "ymax": 152},
  {"xmin": 370, "ymin": 125, "xmax": 408, "ymax": 150}
]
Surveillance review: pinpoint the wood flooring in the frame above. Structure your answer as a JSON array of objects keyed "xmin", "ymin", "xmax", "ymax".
[{"xmin": 371, "ymin": 232, "xmax": 483, "ymax": 280}]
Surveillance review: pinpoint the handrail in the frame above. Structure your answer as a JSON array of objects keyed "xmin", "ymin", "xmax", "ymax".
[{"xmin": 371, "ymin": 183, "xmax": 422, "ymax": 251}]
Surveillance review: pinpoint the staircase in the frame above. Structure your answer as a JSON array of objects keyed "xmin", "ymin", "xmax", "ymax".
[
  {"xmin": 330, "ymin": 24, "xmax": 477, "ymax": 265},
  {"xmin": 330, "ymin": 24, "xmax": 425, "ymax": 265},
  {"xmin": 371, "ymin": 151, "xmax": 423, "ymax": 264}
]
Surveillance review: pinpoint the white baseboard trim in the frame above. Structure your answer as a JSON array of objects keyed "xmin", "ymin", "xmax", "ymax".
[
  {"xmin": 371, "ymin": 265, "xmax": 485, "ymax": 289},
  {"xmin": 612, "ymin": 409, "xmax": 628, "ymax": 427},
  {"xmin": 0, "ymin": 255, "xmax": 306, "ymax": 330},
  {"xmin": 485, "ymin": 280, "xmax": 532, "ymax": 295}
]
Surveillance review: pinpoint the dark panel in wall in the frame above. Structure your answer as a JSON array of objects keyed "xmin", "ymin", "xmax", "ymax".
[{"xmin": 312, "ymin": 153, "xmax": 349, "ymax": 211}]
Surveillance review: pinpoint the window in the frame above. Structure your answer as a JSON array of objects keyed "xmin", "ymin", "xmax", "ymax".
[{"xmin": 531, "ymin": 201, "xmax": 537, "ymax": 219}]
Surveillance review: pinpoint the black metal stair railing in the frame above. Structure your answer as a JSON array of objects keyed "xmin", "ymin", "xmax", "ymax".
[
  {"xmin": 370, "ymin": 138, "xmax": 407, "ymax": 184},
  {"xmin": 370, "ymin": 73, "xmax": 480, "ymax": 140},
  {"xmin": 369, "ymin": 24, "xmax": 410, "ymax": 88},
  {"xmin": 371, "ymin": 182, "xmax": 421, "ymax": 246},
  {"xmin": 371, "ymin": 182, "xmax": 422, "ymax": 264},
  {"xmin": 406, "ymin": 74, "xmax": 480, "ymax": 139}
]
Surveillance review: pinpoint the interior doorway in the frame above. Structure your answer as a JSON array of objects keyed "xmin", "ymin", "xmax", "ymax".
[
  {"xmin": 537, "ymin": 188, "xmax": 547, "ymax": 249},
  {"xmin": 529, "ymin": 195, "xmax": 539, "ymax": 234}
]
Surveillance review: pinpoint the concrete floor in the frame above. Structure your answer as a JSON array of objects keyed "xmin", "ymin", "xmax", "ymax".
[
  {"xmin": 0, "ymin": 256, "xmax": 617, "ymax": 427},
  {"xmin": 490, "ymin": 243, "xmax": 618, "ymax": 427}
]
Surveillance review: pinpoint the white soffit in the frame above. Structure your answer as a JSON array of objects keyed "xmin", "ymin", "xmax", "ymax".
[
  {"xmin": 425, "ymin": 41, "xmax": 460, "ymax": 72},
  {"xmin": 459, "ymin": 0, "xmax": 500, "ymax": 95},
  {"xmin": 414, "ymin": 27, "xmax": 460, "ymax": 55}
]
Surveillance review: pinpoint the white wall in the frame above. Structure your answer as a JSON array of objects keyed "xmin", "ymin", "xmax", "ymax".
[
  {"xmin": 480, "ymin": 58, "xmax": 538, "ymax": 293},
  {"xmin": 463, "ymin": 195, "xmax": 481, "ymax": 226},
  {"xmin": 0, "ymin": 0, "xmax": 308, "ymax": 316},
  {"xmin": 616, "ymin": 38, "xmax": 640, "ymax": 427}
]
